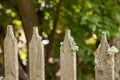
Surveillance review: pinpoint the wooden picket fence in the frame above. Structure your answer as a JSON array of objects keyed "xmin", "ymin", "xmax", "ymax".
[{"xmin": 0, "ymin": 25, "xmax": 120, "ymax": 80}]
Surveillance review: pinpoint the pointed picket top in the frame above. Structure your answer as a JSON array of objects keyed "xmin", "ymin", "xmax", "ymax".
[
  {"xmin": 60, "ymin": 29, "xmax": 77, "ymax": 80},
  {"xmin": 61, "ymin": 29, "xmax": 78, "ymax": 52},
  {"xmin": 29, "ymin": 27, "xmax": 45, "ymax": 80},
  {"xmin": 4, "ymin": 25, "xmax": 18, "ymax": 80},
  {"xmin": 64, "ymin": 29, "xmax": 71, "ymax": 42},
  {"xmin": 95, "ymin": 32, "xmax": 114, "ymax": 80},
  {"xmin": 100, "ymin": 32, "xmax": 108, "ymax": 47},
  {"xmin": 95, "ymin": 32, "xmax": 109, "ymax": 56},
  {"xmin": 5, "ymin": 25, "xmax": 15, "ymax": 40},
  {"xmin": 31, "ymin": 27, "xmax": 42, "ymax": 41}
]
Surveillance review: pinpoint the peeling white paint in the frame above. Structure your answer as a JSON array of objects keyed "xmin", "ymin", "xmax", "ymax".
[
  {"xmin": 107, "ymin": 46, "xmax": 119, "ymax": 56},
  {"xmin": 69, "ymin": 37, "xmax": 79, "ymax": 51}
]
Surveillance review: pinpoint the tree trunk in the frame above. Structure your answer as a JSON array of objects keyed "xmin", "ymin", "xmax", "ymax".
[
  {"xmin": 45, "ymin": 0, "xmax": 62, "ymax": 79},
  {"xmin": 16, "ymin": 0, "xmax": 39, "ymax": 43},
  {"xmin": 16, "ymin": 0, "xmax": 39, "ymax": 79}
]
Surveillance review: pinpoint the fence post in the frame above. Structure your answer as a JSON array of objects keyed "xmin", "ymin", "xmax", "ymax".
[
  {"xmin": 4, "ymin": 25, "xmax": 18, "ymax": 80},
  {"xmin": 95, "ymin": 32, "xmax": 114, "ymax": 80},
  {"xmin": 60, "ymin": 29, "xmax": 78, "ymax": 80},
  {"xmin": 29, "ymin": 27, "xmax": 45, "ymax": 80}
]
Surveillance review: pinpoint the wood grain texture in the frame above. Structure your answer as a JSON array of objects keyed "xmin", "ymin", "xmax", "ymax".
[
  {"xmin": 95, "ymin": 32, "xmax": 114, "ymax": 80},
  {"xmin": 112, "ymin": 37, "xmax": 120, "ymax": 80},
  {"xmin": 60, "ymin": 30, "xmax": 77, "ymax": 80},
  {"xmin": 4, "ymin": 25, "xmax": 18, "ymax": 80},
  {"xmin": 29, "ymin": 27, "xmax": 45, "ymax": 80}
]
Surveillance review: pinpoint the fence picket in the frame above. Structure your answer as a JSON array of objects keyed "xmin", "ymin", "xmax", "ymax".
[
  {"xmin": 60, "ymin": 30, "xmax": 78, "ymax": 80},
  {"xmin": 4, "ymin": 25, "xmax": 18, "ymax": 80},
  {"xmin": 95, "ymin": 32, "xmax": 114, "ymax": 80},
  {"xmin": 112, "ymin": 37, "xmax": 120, "ymax": 80},
  {"xmin": 29, "ymin": 27, "xmax": 45, "ymax": 80},
  {"xmin": 2, "ymin": 25, "xmax": 118, "ymax": 80}
]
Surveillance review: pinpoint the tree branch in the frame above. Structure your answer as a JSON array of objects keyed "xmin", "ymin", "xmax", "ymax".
[
  {"xmin": 45, "ymin": 0, "xmax": 62, "ymax": 64},
  {"xmin": 45, "ymin": 0, "xmax": 62, "ymax": 79}
]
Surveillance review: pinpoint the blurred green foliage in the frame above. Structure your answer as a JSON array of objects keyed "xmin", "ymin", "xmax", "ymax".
[{"xmin": 0, "ymin": 0, "xmax": 120, "ymax": 80}]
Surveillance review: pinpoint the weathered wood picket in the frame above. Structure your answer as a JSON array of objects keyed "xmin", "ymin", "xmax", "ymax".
[
  {"xmin": 4, "ymin": 25, "xmax": 18, "ymax": 80},
  {"xmin": 29, "ymin": 27, "xmax": 45, "ymax": 80},
  {"xmin": 95, "ymin": 32, "xmax": 114, "ymax": 80},
  {"xmin": 1, "ymin": 25, "xmax": 119, "ymax": 80},
  {"xmin": 112, "ymin": 36, "xmax": 120, "ymax": 80},
  {"xmin": 60, "ymin": 30, "xmax": 78, "ymax": 80}
]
